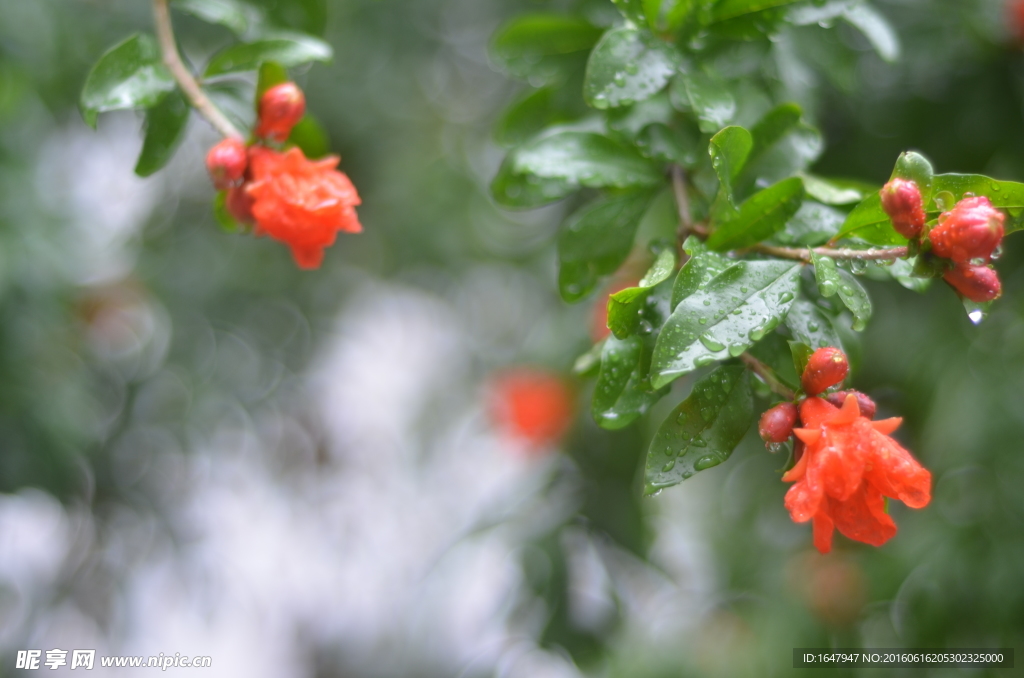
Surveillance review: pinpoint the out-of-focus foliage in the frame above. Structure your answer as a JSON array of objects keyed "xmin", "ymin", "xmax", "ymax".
[{"xmin": 0, "ymin": 0, "xmax": 1021, "ymax": 676}]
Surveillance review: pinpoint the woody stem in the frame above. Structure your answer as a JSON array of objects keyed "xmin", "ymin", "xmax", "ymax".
[
  {"xmin": 747, "ymin": 243, "xmax": 909, "ymax": 262},
  {"xmin": 739, "ymin": 353, "xmax": 796, "ymax": 400},
  {"xmin": 152, "ymin": 0, "xmax": 243, "ymax": 140}
]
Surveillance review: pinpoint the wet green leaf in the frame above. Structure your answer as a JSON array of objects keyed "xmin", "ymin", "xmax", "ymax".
[
  {"xmin": 592, "ymin": 335, "xmax": 668, "ymax": 429},
  {"xmin": 707, "ymin": 176, "xmax": 804, "ymax": 251},
  {"xmin": 584, "ymin": 26, "xmax": 677, "ymax": 109},
  {"xmin": 204, "ymin": 32, "xmax": 332, "ymax": 76},
  {"xmin": 80, "ymin": 34, "xmax": 176, "ymax": 127},
  {"xmin": 491, "ymin": 131, "xmax": 663, "ymax": 207},
  {"xmin": 645, "ymin": 365, "xmax": 752, "ymax": 494},
  {"xmin": 809, "ymin": 250, "xmax": 841, "ymax": 298},
  {"xmin": 651, "ymin": 260, "xmax": 802, "ymax": 387},
  {"xmin": 557, "ymin": 191, "xmax": 654, "ymax": 302},
  {"xmin": 836, "ymin": 269, "xmax": 872, "ymax": 331},
  {"xmin": 134, "ymin": 89, "xmax": 189, "ymax": 177},
  {"xmin": 491, "ymin": 14, "xmax": 602, "ymax": 84},
  {"xmin": 671, "ymin": 237, "xmax": 732, "ymax": 309},
  {"xmin": 708, "ymin": 126, "xmax": 752, "ymax": 205},
  {"xmin": 785, "ymin": 298, "xmax": 842, "ymax": 350},
  {"xmin": 172, "ymin": 0, "xmax": 259, "ymax": 37},
  {"xmin": 607, "ymin": 248, "xmax": 677, "ymax": 338},
  {"xmin": 673, "ymin": 69, "xmax": 735, "ymax": 133}
]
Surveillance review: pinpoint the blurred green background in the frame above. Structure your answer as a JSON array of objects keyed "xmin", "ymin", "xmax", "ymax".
[{"xmin": 0, "ymin": 0, "xmax": 1021, "ymax": 676}]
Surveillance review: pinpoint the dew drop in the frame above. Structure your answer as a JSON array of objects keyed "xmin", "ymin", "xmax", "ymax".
[
  {"xmin": 840, "ymin": 285, "xmax": 854, "ymax": 295},
  {"xmin": 694, "ymin": 355, "xmax": 717, "ymax": 367},
  {"xmin": 819, "ymin": 280, "xmax": 838, "ymax": 296},
  {"xmin": 728, "ymin": 343, "xmax": 746, "ymax": 357},
  {"xmin": 778, "ymin": 291, "xmax": 794, "ymax": 303},
  {"xmin": 693, "ymin": 455, "xmax": 720, "ymax": 470},
  {"xmin": 699, "ymin": 335, "xmax": 725, "ymax": 352},
  {"xmin": 968, "ymin": 309, "xmax": 985, "ymax": 325},
  {"xmin": 662, "ymin": 459, "xmax": 676, "ymax": 472},
  {"xmin": 691, "ymin": 437, "xmax": 708, "ymax": 448}
]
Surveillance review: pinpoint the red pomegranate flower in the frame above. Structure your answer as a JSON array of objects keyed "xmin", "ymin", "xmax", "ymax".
[
  {"xmin": 783, "ymin": 394, "xmax": 931, "ymax": 553},
  {"xmin": 488, "ymin": 368, "xmax": 574, "ymax": 453},
  {"xmin": 245, "ymin": 146, "xmax": 362, "ymax": 269}
]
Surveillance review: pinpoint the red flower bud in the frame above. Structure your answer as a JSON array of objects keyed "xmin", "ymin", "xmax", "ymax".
[
  {"xmin": 255, "ymin": 82, "xmax": 306, "ymax": 142},
  {"xmin": 928, "ymin": 196, "xmax": 1005, "ymax": 263},
  {"xmin": 759, "ymin": 402, "xmax": 798, "ymax": 445},
  {"xmin": 801, "ymin": 347, "xmax": 849, "ymax": 396},
  {"xmin": 225, "ymin": 185, "xmax": 255, "ymax": 225},
  {"xmin": 205, "ymin": 138, "xmax": 248, "ymax": 190},
  {"xmin": 880, "ymin": 178, "xmax": 926, "ymax": 239},
  {"xmin": 825, "ymin": 390, "xmax": 876, "ymax": 419},
  {"xmin": 943, "ymin": 263, "xmax": 1002, "ymax": 303}
]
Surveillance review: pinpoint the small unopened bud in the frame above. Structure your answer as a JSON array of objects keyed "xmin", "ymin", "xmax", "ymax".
[
  {"xmin": 825, "ymin": 390, "xmax": 877, "ymax": 419},
  {"xmin": 943, "ymin": 263, "xmax": 1002, "ymax": 302},
  {"xmin": 802, "ymin": 347, "xmax": 849, "ymax": 396},
  {"xmin": 225, "ymin": 185, "xmax": 255, "ymax": 225},
  {"xmin": 928, "ymin": 196, "xmax": 1005, "ymax": 263},
  {"xmin": 759, "ymin": 402, "xmax": 798, "ymax": 446},
  {"xmin": 255, "ymin": 82, "xmax": 306, "ymax": 141},
  {"xmin": 880, "ymin": 178, "xmax": 926, "ymax": 239},
  {"xmin": 205, "ymin": 137, "xmax": 247, "ymax": 190}
]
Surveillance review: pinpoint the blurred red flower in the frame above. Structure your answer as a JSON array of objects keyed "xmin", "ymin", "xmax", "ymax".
[
  {"xmin": 783, "ymin": 394, "xmax": 931, "ymax": 553},
  {"xmin": 488, "ymin": 369, "xmax": 573, "ymax": 452},
  {"xmin": 246, "ymin": 146, "xmax": 362, "ymax": 269}
]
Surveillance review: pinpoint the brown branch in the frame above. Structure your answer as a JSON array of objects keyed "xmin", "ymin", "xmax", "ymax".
[
  {"xmin": 671, "ymin": 164, "xmax": 692, "ymax": 231},
  {"xmin": 153, "ymin": 0, "xmax": 243, "ymax": 139},
  {"xmin": 748, "ymin": 243, "xmax": 909, "ymax": 262},
  {"xmin": 739, "ymin": 352, "xmax": 795, "ymax": 400}
]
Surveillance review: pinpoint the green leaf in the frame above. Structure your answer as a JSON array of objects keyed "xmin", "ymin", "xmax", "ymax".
[
  {"xmin": 708, "ymin": 126, "xmax": 752, "ymax": 204},
  {"xmin": 287, "ymin": 114, "xmax": 329, "ymax": 158},
  {"xmin": 610, "ymin": 0, "xmax": 647, "ymax": 24},
  {"xmin": 496, "ymin": 87, "xmax": 571, "ymax": 146},
  {"xmin": 645, "ymin": 365, "xmax": 753, "ymax": 494},
  {"xmin": 710, "ymin": 0, "xmax": 802, "ymax": 22},
  {"xmin": 204, "ymin": 32, "xmax": 332, "ymax": 76},
  {"xmin": 785, "ymin": 298, "xmax": 842, "ymax": 350},
  {"xmin": 607, "ymin": 248, "xmax": 677, "ymax": 338},
  {"xmin": 573, "ymin": 340, "xmax": 604, "ymax": 377},
  {"xmin": 79, "ymin": 34, "xmax": 176, "ymax": 127},
  {"xmin": 809, "ymin": 250, "xmax": 841, "ymax": 298},
  {"xmin": 772, "ymin": 201, "xmax": 845, "ymax": 247},
  {"xmin": 491, "ymin": 131, "xmax": 664, "ymax": 208},
  {"xmin": 171, "ymin": 0, "xmax": 258, "ymax": 37},
  {"xmin": 734, "ymin": 104, "xmax": 821, "ymax": 196},
  {"xmin": 671, "ymin": 237, "xmax": 732, "ymax": 309},
  {"xmin": 557, "ymin": 192, "xmax": 654, "ymax": 302},
  {"xmin": 651, "ymin": 260, "xmax": 802, "ymax": 388},
  {"xmin": 842, "ymin": 2, "xmax": 900, "ymax": 62},
  {"xmin": 800, "ymin": 173, "xmax": 868, "ymax": 205},
  {"xmin": 583, "ymin": 26, "xmax": 677, "ymax": 109},
  {"xmin": 707, "ymin": 176, "xmax": 804, "ymax": 251},
  {"xmin": 835, "ymin": 174, "xmax": 1024, "ymax": 244},
  {"xmin": 490, "ymin": 14, "xmax": 602, "ymax": 84},
  {"xmin": 836, "ymin": 269, "xmax": 872, "ymax": 331},
  {"xmin": 134, "ymin": 90, "xmax": 189, "ymax": 177},
  {"xmin": 255, "ymin": 61, "xmax": 289, "ymax": 104},
  {"xmin": 672, "ymin": 69, "xmax": 735, "ymax": 133},
  {"xmin": 789, "ymin": 340, "xmax": 813, "ymax": 379},
  {"xmin": 890, "ymin": 151, "xmax": 934, "ymax": 202},
  {"xmin": 592, "ymin": 335, "xmax": 667, "ymax": 429}
]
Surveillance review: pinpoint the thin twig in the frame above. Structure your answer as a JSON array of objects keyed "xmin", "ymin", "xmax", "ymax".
[
  {"xmin": 671, "ymin": 164, "xmax": 692, "ymax": 231},
  {"xmin": 739, "ymin": 353, "xmax": 796, "ymax": 400},
  {"xmin": 153, "ymin": 0, "xmax": 242, "ymax": 139},
  {"xmin": 748, "ymin": 243, "xmax": 909, "ymax": 262}
]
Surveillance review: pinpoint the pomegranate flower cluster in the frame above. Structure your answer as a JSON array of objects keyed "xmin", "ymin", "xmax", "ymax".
[
  {"xmin": 759, "ymin": 348, "xmax": 931, "ymax": 553},
  {"xmin": 880, "ymin": 180, "xmax": 1004, "ymax": 303},
  {"xmin": 204, "ymin": 82, "xmax": 362, "ymax": 269}
]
